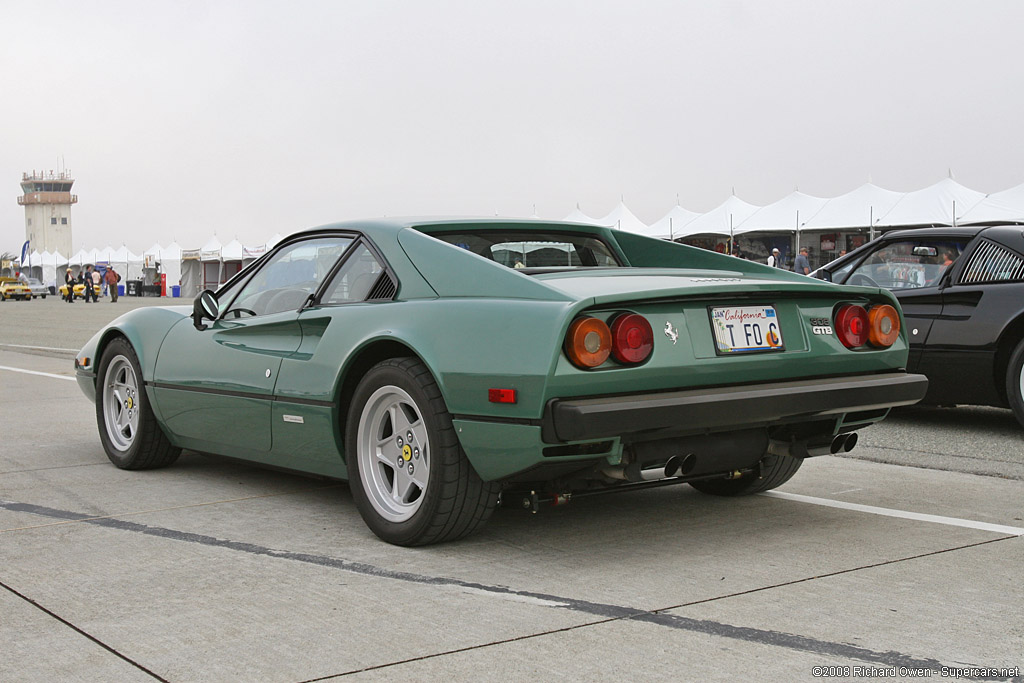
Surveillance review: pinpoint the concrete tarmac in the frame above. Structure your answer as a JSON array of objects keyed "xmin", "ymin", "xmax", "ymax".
[{"xmin": 0, "ymin": 297, "xmax": 1021, "ymax": 681}]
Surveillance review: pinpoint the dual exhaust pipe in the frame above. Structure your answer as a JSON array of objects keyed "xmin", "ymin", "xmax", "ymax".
[{"xmin": 604, "ymin": 432, "xmax": 859, "ymax": 483}]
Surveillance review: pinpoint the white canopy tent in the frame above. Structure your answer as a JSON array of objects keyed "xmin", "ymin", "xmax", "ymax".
[
  {"xmin": 220, "ymin": 238, "xmax": 244, "ymax": 283},
  {"xmin": 562, "ymin": 205, "xmax": 601, "ymax": 224},
  {"xmin": 802, "ymin": 183, "xmax": 906, "ymax": 232},
  {"xmin": 596, "ymin": 201, "xmax": 648, "ymax": 233},
  {"xmin": 958, "ymin": 182, "xmax": 1024, "ymax": 224},
  {"xmin": 199, "ymin": 236, "xmax": 223, "ymax": 290},
  {"xmin": 876, "ymin": 178, "xmax": 986, "ymax": 228},
  {"xmin": 161, "ymin": 242, "xmax": 183, "ymax": 296},
  {"xmin": 736, "ymin": 191, "xmax": 828, "ymax": 234},
  {"xmin": 675, "ymin": 195, "xmax": 760, "ymax": 240},
  {"xmin": 43, "ymin": 251, "xmax": 68, "ymax": 288},
  {"xmin": 647, "ymin": 205, "xmax": 700, "ymax": 240}
]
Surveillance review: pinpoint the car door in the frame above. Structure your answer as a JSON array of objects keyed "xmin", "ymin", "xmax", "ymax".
[
  {"xmin": 839, "ymin": 236, "xmax": 969, "ymax": 372},
  {"xmin": 921, "ymin": 234, "xmax": 1024, "ymax": 405},
  {"xmin": 152, "ymin": 235, "xmax": 352, "ymax": 454}
]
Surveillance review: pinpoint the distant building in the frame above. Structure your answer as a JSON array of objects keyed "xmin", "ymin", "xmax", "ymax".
[{"xmin": 18, "ymin": 170, "xmax": 77, "ymax": 258}]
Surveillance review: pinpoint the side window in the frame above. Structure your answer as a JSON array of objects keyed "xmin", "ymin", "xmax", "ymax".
[
  {"xmin": 321, "ymin": 244, "xmax": 384, "ymax": 304},
  {"xmin": 845, "ymin": 240, "xmax": 967, "ymax": 290},
  {"xmin": 959, "ymin": 240, "xmax": 1024, "ymax": 284},
  {"xmin": 224, "ymin": 236, "xmax": 352, "ymax": 317}
]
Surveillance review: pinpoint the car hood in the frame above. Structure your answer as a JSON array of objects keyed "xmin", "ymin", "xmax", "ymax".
[{"xmin": 531, "ymin": 268, "xmax": 846, "ymax": 305}]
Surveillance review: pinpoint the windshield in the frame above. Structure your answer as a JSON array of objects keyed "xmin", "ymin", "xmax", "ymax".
[{"xmin": 432, "ymin": 231, "xmax": 621, "ymax": 269}]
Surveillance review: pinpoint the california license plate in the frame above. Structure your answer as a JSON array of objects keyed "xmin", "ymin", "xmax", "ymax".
[{"xmin": 710, "ymin": 305, "xmax": 784, "ymax": 354}]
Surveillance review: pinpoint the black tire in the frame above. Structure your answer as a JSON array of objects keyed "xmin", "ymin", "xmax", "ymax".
[
  {"xmin": 95, "ymin": 337, "xmax": 181, "ymax": 470},
  {"xmin": 689, "ymin": 455, "xmax": 803, "ymax": 496},
  {"xmin": 1007, "ymin": 338, "xmax": 1024, "ymax": 429},
  {"xmin": 345, "ymin": 357, "xmax": 500, "ymax": 546}
]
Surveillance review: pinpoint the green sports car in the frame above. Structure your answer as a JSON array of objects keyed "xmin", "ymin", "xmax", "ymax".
[{"xmin": 75, "ymin": 218, "xmax": 927, "ymax": 545}]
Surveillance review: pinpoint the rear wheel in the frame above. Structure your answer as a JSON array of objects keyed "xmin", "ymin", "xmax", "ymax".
[
  {"xmin": 689, "ymin": 455, "xmax": 802, "ymax": 496},
  {"xmin": 1007, "ymin": 338, "xmax": 1024, "ymax": 428},
  {"xmin": 346, "ymin": 357, "xmax": 499, "ymax": 546},
  {"xmin": 96, "ymin": 337, "xmax": 181, "ymax": 469}
]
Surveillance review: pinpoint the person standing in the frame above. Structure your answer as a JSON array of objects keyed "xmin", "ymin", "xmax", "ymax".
[
  {"xmin": 91, "ymin": 266, "xmax": 102, "ymax": 300},
  {"xmin": 82, "ymin": 266, "xmax": 97, "ymax": 302},
  {"xmin": 64, "ymin": 268, "xmax": 76, "ymax": 303},
  {"xmin": 793, "ymin": 247, "xmax": 811, "ymax": 276},
  {"xmin": 767, "ymin": 248, "xmax": 780, "ymax": 267},
  {"xmin": 105, "ymin": 267, "xmax": 120, "ymax": 303}
]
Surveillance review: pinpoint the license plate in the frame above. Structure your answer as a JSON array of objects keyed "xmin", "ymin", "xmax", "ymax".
[{"xmin": 710, "ymin": 305, "xmax": 784, "ymax": 354}]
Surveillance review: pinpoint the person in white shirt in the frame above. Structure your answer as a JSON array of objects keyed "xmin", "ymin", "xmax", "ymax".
[{"xmin": 767, "ymin": 248, "xmax": 780, "ymax": 268}]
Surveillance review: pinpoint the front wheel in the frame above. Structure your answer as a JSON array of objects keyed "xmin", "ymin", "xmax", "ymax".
[
  {"xmin": 689, "ymin": 455, "xmax": 803, "ymax": 496},
  {"xmin": 96, "ymin": 337, "xmax": 181, "ymax": 469},
  {"xmin": 346, "ymin": 357, "xmax": 499, "ymax": 546},
  {"xmin": 1007, "ymin": 338, "xmax": 1024, "ymax": 428}
]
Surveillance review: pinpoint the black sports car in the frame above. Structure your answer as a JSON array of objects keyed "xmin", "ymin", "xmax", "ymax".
[{"xmin": 813, "ymin": 224, "xmax": 1024, "ymax": 426}]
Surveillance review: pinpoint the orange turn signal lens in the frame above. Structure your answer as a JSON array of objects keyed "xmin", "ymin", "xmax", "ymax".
[
  {"xmin": 867, "ymin": 305, "xmax": 900, "ymax": 348},
  {"xmin": 565, "ymin": 317, "xmax": 612, "ymax": 368}
]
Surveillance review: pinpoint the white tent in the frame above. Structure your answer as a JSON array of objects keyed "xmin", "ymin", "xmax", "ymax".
[
  {"xmin": 161, "ymin": 242, "xmax": 183, "ymax": 296},
  {"xmin": 596, "ymin": 201, "xmax": 648, "ymax": 232},
  {"xmin": 802, "ymin": 182, "xmax": 906, "ymax": 231},
  {"xmin": 69, "ymin": 248, "xmax": 91, "ymax": 267},
  {"xmin": 199, "ymin": 236, "xmax": 223, "ymax": 290},
  {"xmin": 958, "ymin": 182, "xmax": 1024, "ymax": 224},
  {"xmin": 876, "ymin": 178, "xmax": 986, "ymax": 228},
  {"xmin": 676, "ymin": 195, "xmax": 760, "ymax": 238},
  {"xmin": 562, "ymin": 205, "xmax": 601, "ymax": 224},
  {"xmin": 736, "ymin": 191, "xmax": 828, "ymax": 234},
  {"xmin": 220, "ymin": 238, "xmax": 244, "ymax": 283},
  {"xmin": 647, "ymin": 205, "xmax": 700, "ymax": 240},
  {"xmin": 43, "ymin": 251, "xmax": 68, "ymax": 289},
  {"xmin": 29, "ymin": 250, "xmax": 46, "ymax": 282},
  {"xmin": 266, "ymin": 233, "xmax": 284, "ymax": 250}
]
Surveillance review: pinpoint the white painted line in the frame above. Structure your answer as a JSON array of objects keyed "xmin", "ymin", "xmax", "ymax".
[
  {"xmin": 762, "ymin": 490, "xmax": 1024, "ymax": 536},
  {"xmin": 0, "ymin": 365, "xmax": 77, "ymax": 382},
  {"xmin": 0, "ymin": 343, "xmax": 80, "ymax": 352}
]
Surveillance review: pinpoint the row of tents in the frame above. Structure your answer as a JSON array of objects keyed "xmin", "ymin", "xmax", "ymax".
[{"xmin": 12, "ymin": 177, "xmax": 1024, "ymax": 295}]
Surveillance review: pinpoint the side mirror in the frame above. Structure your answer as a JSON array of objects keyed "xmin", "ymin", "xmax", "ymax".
[{"xmin": 192, "ymin": 290, "xmax": 219, "ymax": 330}]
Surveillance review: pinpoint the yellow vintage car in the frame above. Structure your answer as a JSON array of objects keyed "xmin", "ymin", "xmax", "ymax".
[
  {"xmin": 58, "ymin": 281, "xmax": 102, "ymax": 300},
  {"xmin": 0, "ymin": 277, "xmax": 33, "ymax": 301}
]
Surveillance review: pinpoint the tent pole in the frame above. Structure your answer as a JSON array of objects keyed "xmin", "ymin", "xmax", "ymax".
[{"xmin": 869, "ymin": 206, "xmax": 875, "ymax": 242}]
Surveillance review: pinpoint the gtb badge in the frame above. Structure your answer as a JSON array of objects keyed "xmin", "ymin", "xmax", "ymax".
[
  {"xmin": 664, "ymin": 321, "xmax": 679, "ymax": 344},
  {"xmin": 810, "ymin": 317, "xmax": 833, "ymax": 336}
]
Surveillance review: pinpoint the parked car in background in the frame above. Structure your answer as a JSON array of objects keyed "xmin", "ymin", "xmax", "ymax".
[
  {"xmin": 0, "ymin": 277, "xmax": 32, "ymax": 301},
  {"xmin": 75, "ymin": 218, "xmax": 926, "ymax": 545},
  {"xmin": 812, "ymin": 224, "xmax": 1024, "ymax": 427},
  {"xmin": 58, "ymin": 282, "xmax": 101, "ymax": 300},
  {"xmin": 23, "ymin": 277, "xmax": 49, "ymax": 299}
]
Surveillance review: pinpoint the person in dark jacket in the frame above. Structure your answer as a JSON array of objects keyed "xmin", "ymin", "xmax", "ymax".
[{"xmin": 82, "ymin": 266, "xmax": 97, "ymax": 302}]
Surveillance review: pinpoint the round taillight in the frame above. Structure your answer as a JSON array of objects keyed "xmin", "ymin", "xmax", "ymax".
[
  {"xmin": 835, "ymin": 304, "xmax": 869, "ymax": 348},
  {"xmin": 868, "ymin": 305, "xmax": 900, "ymax": 347},
  {"xmin": 610, "ymin": 313, "xmax": 653, "ymax": 364},
  {"xmin": 565, "ymin": 317, "xmax": 612, "ymax": 368}
]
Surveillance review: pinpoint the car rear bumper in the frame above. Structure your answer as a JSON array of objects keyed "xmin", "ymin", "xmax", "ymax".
[{"xmin": 542, "ymin": 371, "xmax": 928, "ymax": 443}]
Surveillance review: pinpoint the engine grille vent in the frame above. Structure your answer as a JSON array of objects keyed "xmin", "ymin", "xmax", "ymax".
[
  {"xmin": 960, "ymin": 240, "xmax": 1024, "ymax": 284},
  {"xmin": 366, "ymin": 272, "xmax": 397, "ymax": 301}
]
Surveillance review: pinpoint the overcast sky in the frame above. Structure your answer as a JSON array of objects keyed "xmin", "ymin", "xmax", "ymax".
[{"xmin": 3, "ymin": 0, "xmax": 1023, "ymax": 252}]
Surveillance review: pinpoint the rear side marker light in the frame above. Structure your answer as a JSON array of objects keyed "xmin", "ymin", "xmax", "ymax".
[
  {"xmin": 835, "ymin": 304, "xmax": 869, "ymax": 348},
  {"xmin": 565, "ymin": 317, "xmax": 612, "ymax": 368},
  {"xmin": 867, "ymin": 305, "xmax": 900, "ymax": 348},
  {"xmin": 610, "ymin": 313, "xmax": 654, "ymax": 364},
  {"xmin": 488, "ymin": 388, "xmax": 517, "ymax": 404}
]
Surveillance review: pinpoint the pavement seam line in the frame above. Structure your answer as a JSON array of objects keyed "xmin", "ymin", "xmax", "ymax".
[
  {"xmin": 2, "ymin": 498, "xmax": 1016, "ymax": 682},
  {"xmin": 648, "ymin": 535, "xmax": 1016, "ymax": 611},
  {"xmin": 0, "ymin": 484, "xmax": 342, "ymax": 534},
  {"xmin": 0, "ymin": 579, "xmax": 169, "ymax": 682}
]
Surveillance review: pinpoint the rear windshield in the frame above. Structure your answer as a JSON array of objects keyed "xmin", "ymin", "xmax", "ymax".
[{"xmin": 432, "ymin": 231, "xmax": 621, "ymax": 269}]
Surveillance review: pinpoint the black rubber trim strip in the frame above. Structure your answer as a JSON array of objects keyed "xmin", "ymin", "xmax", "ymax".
[
  {"xmin": 147, "ymin": 381, "xmax": 334, "ymax": 408},
  {"xmin": 450, "ymin": 413, "xmax": 543, "ymax": 427},
  {"xmin": 542, "ymin": 371, "xmax": 929, "ymax": 443}
]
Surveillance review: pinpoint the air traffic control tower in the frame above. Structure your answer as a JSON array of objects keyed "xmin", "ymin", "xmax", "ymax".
[{"xmin": 18, "ymin": 170, "xmax": 77, "ymax": 258}]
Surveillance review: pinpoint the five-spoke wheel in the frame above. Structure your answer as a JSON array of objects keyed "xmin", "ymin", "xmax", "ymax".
[{"xmin": 346, "ymin": 357, "xmax": 499, "ymax": 546}]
